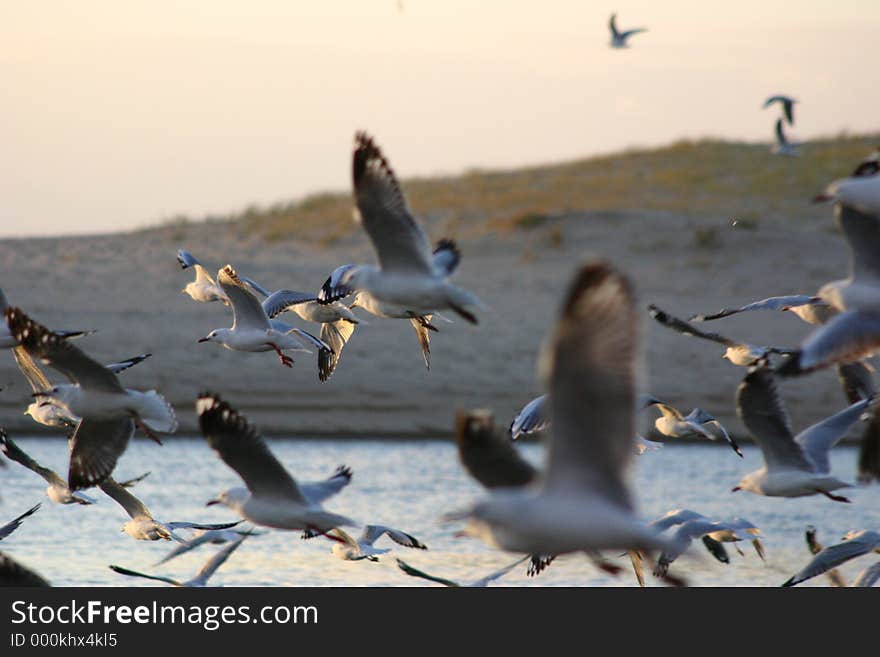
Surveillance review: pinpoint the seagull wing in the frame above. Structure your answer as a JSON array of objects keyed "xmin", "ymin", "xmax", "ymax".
[
  {"xmin": 191, "ymin": 535, "xmax": 249, "ymax": 585},
  {"xmin": 852, "ymin": 560, "xmax": 880, "ymax": 587},
  {"xmin": 780, "ymin": 310, "xmax": 880, "ymax": 375},
  {"xmin": 608, "ymin": 13, "xmax": 620, "ymax": 37},
  {"xmin": 99, "ymin": 477, "xmax": 153, "ymax": 520},
  {"xmin": 509, "ymin": 395, "xmax": 549, "ymax": 439},
  {"xmin": 317, "ymin": 264, "xmax": 357, "ymax": 303},
  {"xmin": 541, "ymin": 263, "xmax": 638, "ymax": 509},
  {"xmin": 360, "ymin": 525, "xmax": 427, "ymax": 549},
  {"xmin": 197, "ymin": 393, "xmax": 307, "ymax": 503},
  {"xmin": 6, "ymin": 308, "xmax": 124, "ymax": 392},
  {"xmin": 783, "ymin": 531, "xmax": 880, "ymax": 586},
  {"xmin": 409, "ymin": 316, "xmax": 432, "ymax": 370},
  {"xmin": 299, "ymin": 465, "xmax": 353, "ymax": 505},
  {"xmin": 105, "ymin": 354, "xmax": 151, "ymax": 375},
  {"xmin": 352, "ymin": 132, "xmax": 434, "ymax": 274},
  {"xmin": 0, "ymin": 430, "xmax": 66, "ymax": 488},
  {"xmin": 12, "ymin": 346, "xmax": 52, "ymax": 392},
  {"xmin": 217, "ymin": 265, "xmax": 270, "ymax": 331},
  {"xmin": 0, "ymin": 503, "xmax": 41, "ymax": 541},
  {"xmin": 68, "ymin": 417, "xmax": 136, "ymax": 491},
  {"xmin": 432, "ymin": 239, "xmax": 461, "ymax": 277},
  {"xmin": 262, "ymin": 290, "xmax": 319, "ymax": 319},
  {"xmin": 838, "ymin": 202, "xmax": 880, "ymax": 284},
  {"xmin": 836, "ymin": 360, "xmax": 876, "ymax": 404},
  {"xmin": 470, "ymin": 556, "xmax": 531, "ymax": 587},
  {"xmin": 795, "ymin": 397, "xmax": 872, "ymax": 473},
  {"xmin": 648, "ymin": 304, "xmax": 736, "ymax": 347},
  {"xmin": 395, "ymin": 558, "xmax": 459, "ymax": 587},
  {"xmin": 318, "ymin": 320, "xmax": 356, "ymax": 382},
  {"xmin": 109, "ymin": 565, "xmax": 181, "ymax": 587},
  {"xmin": 455, "ymin": 410, "xmax": 538, "ymax": 489},
  {"xmin": 690, "ymin": 295, "xmax": 821, "ymax": 322},
  {"xmin": 736, "ymin": 366, "xmax": 813, "ymax": 472}
]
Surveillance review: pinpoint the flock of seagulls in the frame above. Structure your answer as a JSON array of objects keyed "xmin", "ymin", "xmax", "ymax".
[{"xmin": 1, "ymin": 13, "xmax": 880, "ymax": 587}]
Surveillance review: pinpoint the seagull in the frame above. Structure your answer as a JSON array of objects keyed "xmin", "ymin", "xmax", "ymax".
[
  {"xmin": 100, "ymin": 476, "xmax": 241, "ymax": 542},
  {"xmin": 608, "ymin": 13, "xmax": 647, "ymax": 49},
  {"xmin": 449, "ymin": 262, "xmax": 674, "ymax": 559},
  {"xmin": 198, "ymin": 392, "xmax": 355, "ymax": 533},
  {"xmin": 396, "ymin": 556, "xmax": 528, "ymax": 587},
  {"xmin": 154, "ymin": 527, "xmax": 264, "ymax": 566},
  {"xmin": 0, "ymin": 552, "xmax": 50, "ymax": 587},
  {"xmin": 0, "ymin": 503, "xmax": 41, "ymax": 540},
  {"xmin": 303, "ymin": 525, "xmax": 427, "ymax": 561},
  {"xmin": 197, "ymin": 265, "xmax": 322, "ymax": 368},
  {"xmin": 13, "ymin": 347, "xmax": 151, "ymax": 430},
  {"xmin": 688, "ymin": 295, "xmax": 832, "ymax": 325},
  {"xmin": 763, "ymin": 95, "xmax": 797, "ymax": 126},
  {"xmin": 177, "ymin": 250, "xmax": 229, "ymax": 305},
  {"xmin": 777, "ymin": 204, "xmax": 880, "ymax": 375},
  {"xmin": 5, "ymin": 308, "xmax": 177, "ymax": 490},
  {"xmin": 772, "ymin": 118, "xmax": 800, "ymax": 156},
  {"xmin": 783, "ymin": 529, "xmax": 880, "ymax": 587},
  {"xmin": 648, "ymin": 304, "xmax": 794, "ymax": 366},
  {"xmin": 734, "ymin": 364, "xmax": 870, "ymax": 501},
  {"xmin": 0, "ymin": 288, "xmax": 93, "ymax": 349},
  {"xmin": 813, "ymin": 149, "xmax": 880, "ymax": 214},
  {"xmin": 641, "ymin": 397, "xmax": 742, "ymax": 456},
  {"xmin": 652, "ymin": 516, "xmax": 762, "ymax": 578},
  {"xmin": 857, "ymin": 401, "xmax": 880, "ymax": 483},
  {"xmin": 0, "ymin": 431, "xmax": 96, "ymax": 504},
  {"xmin": 110, "ymin": 534, "xmax": 250, "ymax": 587},
  {"xmin": 321, "ymin": 132, "xmax": 483, "ymax": 324},
  {"xmin": 509, "ymin": 395, "xmax": 549, "ymax": 440},
  {"xmin": 804, "ymin": 526, "xmax": 847, "ymax": 587}
]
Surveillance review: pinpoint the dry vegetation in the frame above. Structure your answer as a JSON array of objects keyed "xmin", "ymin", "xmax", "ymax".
[{"xmin": 157, "ymin": 133, "xmax": 880, "ymax": 243}]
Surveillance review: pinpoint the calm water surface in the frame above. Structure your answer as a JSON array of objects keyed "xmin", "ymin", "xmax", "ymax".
[{"xmin": 2, "ymin": 437, "xmax": 878, "ymax": 587}]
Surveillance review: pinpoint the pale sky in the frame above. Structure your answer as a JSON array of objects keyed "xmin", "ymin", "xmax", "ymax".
[{"xmin": 1, "ymin": 1, "xmax": 878, "ymax": 237}]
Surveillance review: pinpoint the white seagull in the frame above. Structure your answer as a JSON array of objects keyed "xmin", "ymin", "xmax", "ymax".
[
  {"xmin": 733, "ymin": 364, "xmax": 870, "ymax": 501},
  {"xmin": 197, "ymin": 265, "xmax": 321, "ymax": 368},
  {"xmin": 813, "ymin": 148, "xmax": 880, "ymax": 214},
  {"xmin": 783, "ymin": 529, "xmax": 880, "ymax": 587},
  {"xmin": 608, "ymin": 13, "xmax": 647, "ymax": 49},
  {"xmin": 322, "ymin": 132, "xmax": 483, "ymax": 324},
  {"xmin": 641, "ymin": 397, "xmax": 742, "ymax": 456},
  {"xmin": 449, "ymin": 262, "xmax": 674, "ymax": 558},
  {"xmin": 198, "ymin": 392, "xmax": 355, "ymax": 533},
  {"xmin": 0, "ymin": 431, "xmax": 96, "ymax": 504},
  {"xmin": 177, "ymin": 249, "xmax": 229, "ymax": 304},
  {"xmin": 303, "ymin": 525, "xmax": 427, "ymax": 561},
  {"xmin": 6, "ymin": 308, "xmax": 176, "ymax": 490},
  {"xmin": 110, "ymin": 533, "xmax": 250, "ymax": 587},
  {"xmin": 509, "ymin": 395, "xmax": 549, "ymax": 440},
  {"xmin": 100, "ymin": 476, "xmax": 242, "ymax": 542}
]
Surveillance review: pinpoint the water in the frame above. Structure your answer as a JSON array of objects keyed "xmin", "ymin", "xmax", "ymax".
[{"xmin": 2, "ymin": 437, "xmax": 878, "ymax": 587}]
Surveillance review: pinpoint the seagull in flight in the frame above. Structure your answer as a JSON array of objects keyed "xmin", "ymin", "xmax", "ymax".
[
  {"xmin": 396, "ymin": 556, "xmax": 528, "ymax": 587},
  {"xmin": 763, "ymin": 95, "xmax": 797, "ymax": 126},
  {"xmin": 0, "ymin": 431, "xmax": 96, "ymax": 504},
  {"xmin": 302, "ymin": 525, "xmax": 427, "ymax": 561},
  {"xmin": 608, "ymin": 13, "xmax": 647, "ymax": 49}
]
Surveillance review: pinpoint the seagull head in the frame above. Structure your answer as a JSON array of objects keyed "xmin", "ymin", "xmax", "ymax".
[
  {"xmin": 198, "ymin": 330, "xmax": 219, "ymax": 344},
  {"xmin": 206, "ymin": 487, "xmax": 248, "ymax": 510}
]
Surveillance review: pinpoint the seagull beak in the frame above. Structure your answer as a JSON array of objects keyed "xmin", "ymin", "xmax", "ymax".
[
  {"xmin": 811, "ymin": 193, "xmax": 831, "ymax": 204},
  {"xmin": 31, "ymin": 391, "xmax": 50, "ymax": 397},
  {"xmin": 731, "ymin": 486, "xmax": 741, "ymax": 493},
  {"xmin": 205, "ymin": 499, "xmax": 220, "ymax": 506},
  {"xmin": 197, "ymin": 337, "xmax": 210, "ymax": 343}
]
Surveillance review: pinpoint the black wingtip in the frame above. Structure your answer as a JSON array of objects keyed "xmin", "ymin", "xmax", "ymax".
[{"xmin": 775, "ymin": 352, "xmax": 804, "ymax": 378}]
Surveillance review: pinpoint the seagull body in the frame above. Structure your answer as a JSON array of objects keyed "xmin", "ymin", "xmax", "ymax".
[
  {"xmin": 641, "ymin": 398, "xmax": 742, "ymax": 456},
  {"xmin": 763, "ymin": 95, "xmax": 797, "ymax": 125},
  {"xmin": 327, "ymin": 132, "xmax": 482, "ymax": 324},
  {"xmin": 783, "ymin": 529, "xmax": 880, "ymax": 587},
  {"xmin": 198, "ymin": 393, "xmax": 355, "ymax": 533},
  {"xmin": 111, "ymin": 534, "xmax": 249, "ymax": 587},
  {"xmin": 100, "ymin": 477, "xmax": 241, "ymax": 542},
  {"xmin": 6, "ymin": 308, "xmax": 176, "ymax": 490},
  {"xmin": 0, "ymin": 431, "xmax": 96, "ymax": 504},
  {"xmin": 177, "ymin": 250, "xmax": 228, "ymax": 304},
  {"xmin": 734, "ymin": 365, "xmax": 869, "ymax": 500},
  {"xmin": 198, "ymin": 265, "xmax": 315, "ymax": 368},
  {"xmin": 452, "ymin": 263, "xmax": 673, "ymax": 557},
  {"xmin": 608, "ymin": 13, "xmax": 647, "ymax": 49}
]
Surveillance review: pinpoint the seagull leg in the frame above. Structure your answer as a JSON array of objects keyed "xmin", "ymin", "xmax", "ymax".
[
  {"xmin": 269, "ymin": 344, "xmax": 294, "ymax": 368},
  {"xmin": 134, "ymin": 416, "xmax": 163, "ymax": 445},
  {"xmin": 307, "ymin": 526, "xmax": 346, "ymax": 544},
  {"xmin": 817, "ymin": 489, "xmax": 851, "ymax": 503},
  {"xmin": 407, "ymin": 312, "xmax": 439, "ymax": 332}
]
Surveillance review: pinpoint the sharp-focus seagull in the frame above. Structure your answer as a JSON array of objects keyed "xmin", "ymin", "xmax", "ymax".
[
  {"xmin": 0, "ymin": 552, "xmax": 50, "ymax": 587},
  {"xmin": 509, "ymin": 395, "xmax": 549, "ymax": 440},
  {"xmin": 688, "ymin": 295, "xmax": 832, "ymax": 325},
  {"xmin": 449, "ymin": 262, "xmax": 674, "ymax": 558},
  {"xmin": 0, "ymin": 288, "xmax": 93, "ymax": 350},
  {"xmin": 0, "ymin": 503, "xmax": 41, "ymax": 540},
  {"xmin": 783, "ymin": 529, "xmax": 880, "ymax": 587},
  {"xmin": 813, "ymin": 149, "xmax": 880, "ymax": 214},
  {"xmin": 303, "ymin": 525, "xmax": 427, "ymax": 561},
  {"xmin": 772, "ymin": 118, "xmax": 800, "ymax": 156},
  {"xmin": 804, "ymin": 526, "xmax": 847, "ymax": 587},
  {"xmin": 197, "ymin": 265, "xmax": 320, "ymax": 368},
  {"xmin": 5, "ymin": 308, "xmax": 176, "ymax": 490},
  {"xmin": 733, "ymin": 364, "xmax": 870, "ymax": 501},
  {"xmin": 154, "ymin": 527, "xmax": 264, "ymax": 566},
  {"xmin": 396, "ymin": 556, "xmax": 528, "ymax": 587},
  {"xmin": 777, "ymin": 204, "xmax": 880, "ymax": 376},
  {"xmin": 652, "ymin": 516, "xmax": 762, "ymax": 578},
  {"xmin": 110, "ymin": 534, "xmax": 250, "ymax": 587},
  {"xmin": 322, "ymin": 132, "xmax": 483, "ymax": 324},
  {"xmin": 13, "ymin": 347, "xmax": 151, "ymax": 430},
  {"xmin": 763, "ymin": 95, "xmax": 797, "ymax": 126},
  {"xmin": 0, "ymin": 431, "xmax": 96, "ymax": 504},
  {"xmin": 648, "ymin": 304, "xmax": 794, "ymax": 366},
  {"xmin": 177, "ymin": 250, "xmax": 229, "ymax": 305},
  {"xmin": 100, "ymin": 476, "xmax": 241, "ymax": 542},
  {"xmin": 641, "ymin": 397, "xmax": 742, "ymax": 456},
  {"xmin": 198, "ymin": 392, "xmax": 355, "ymax": 533},
  {"xmin": 608, "ymin": 13, "xmax": 647, "ymax": 49}
]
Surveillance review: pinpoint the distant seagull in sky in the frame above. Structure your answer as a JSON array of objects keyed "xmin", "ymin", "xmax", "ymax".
[
  {"xmin": 763, "ymin": 95, "xmax": 797, "ymax": 126},
  {"xmin": 608, "ymin": 13, "xmax": 647, "ymax": 49},
  {"xmin": 772, "ymin": 118, "xmax": 800, "ymax": 156}
]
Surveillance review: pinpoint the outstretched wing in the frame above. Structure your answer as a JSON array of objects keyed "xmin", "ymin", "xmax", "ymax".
[
  {"xmin": 0, "ymin": 503, "xmax": 41, "ymax": 541},
  {"xmin": 217, "ymin": 265, "xmax": 270, "ymax": 331},
  {"xmin": 360, "ymin": 525, "xmax": 427, "ymax": 550},
  {"xmin": 68, "ymin": 417, "xmax": 136, "ymax": 491},
  {"xmin": 455, "ymin": 410, "xmax": 538, "ymax": 489}
]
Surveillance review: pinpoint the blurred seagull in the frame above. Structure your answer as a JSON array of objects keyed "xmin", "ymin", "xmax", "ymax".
[
  {"xmin": 303, "ymin": 525, "xmax": 427, "ymax": 561},
  {"xmin": 804, "ymin": 526, "xmax": 847, "ymax": 587},
  {"xmin": 734, "ymin": 364, "xmax": 870, "ymax": 501},
  {"xmin": 813, "ymin": 148, "xmax": 880, "ymax": 214},
  {"xmin": 396, "ymin": 556, "xmax": 528, "ymax": 587},
  {"xmin": 509, "ymin": 395, "xmax": 548, "ymax": 440},
  {"xmin": 100, "ymin": 477, "xmax": 241, "ymax": 542},
  {"xmin": 648, "ymin": 304, "xmax": 794, "ymax": 366},
  {"xmin": 198, "ymin": 392, "xmax": 355, "ymax": 534},
  {"xmin": 0, "ymin": 503, "xmax": 41, "ymax": 540},
  {"xmin": 763, "ymin": 95, "xmax": 797, "ymax": 126},
  {"xmin": 0, "ymin": 552, "xmax": 50, "ymax": 587},
  {"xmin": 197, "ymin": 265, "xmax": 322, "ymax": 368},
  {"xmin": 0, "ymin": 288, "xmax": 93, "ymax": 349},
  {"xmin": 689, "ymin": 295, "xmax": 832, "ymax": 325},
  {"xmin": 320, "ymin": 132, "xmax": 483, "ymax": 324},
  {"xmin": 6, "ymin": 308, "xmax": 176, "ymax": 490},
  {"xmin": 772, "ymin": 118, "xmax": 800, "ymax": 156},
  {"xmin": 0, "ymin": 431, "xmax": 96, "ymax": 504},
  {"xmin": 154, "ymin": 527, "xmax": 264, "ymax": 566},
  {"xmin": 608, "ymin": 13, "xmax": 647, "ymax": 49},
  {"xmin": 783, "ymin": 529, "xmax": 880, "ymax": 587},
  {"xmin": 110, "ymin": 534, "xmax": 250, "ymax": 587}
]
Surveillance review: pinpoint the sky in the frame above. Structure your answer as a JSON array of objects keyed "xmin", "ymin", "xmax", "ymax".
[{"xmin": 1, "ymin": 1, "xmax": 878, "ymax": 237}]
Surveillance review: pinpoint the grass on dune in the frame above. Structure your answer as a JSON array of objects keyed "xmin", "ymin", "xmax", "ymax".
[{"xmin": 158, "ymin": 133, "xmax": 880, "ymax": 244}]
